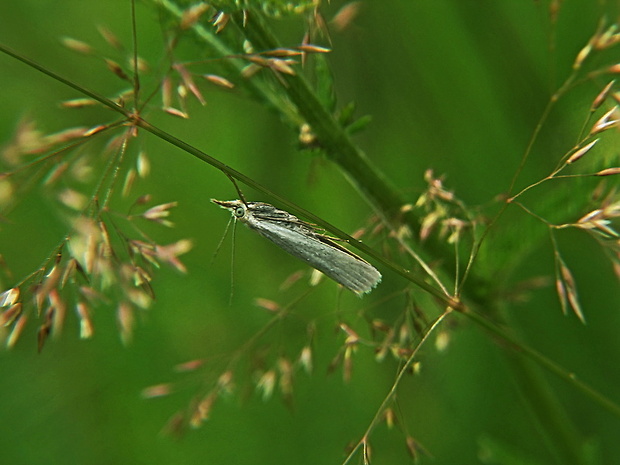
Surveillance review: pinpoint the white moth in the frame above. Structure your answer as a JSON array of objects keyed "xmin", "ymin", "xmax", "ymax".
[{"xmin": 212, "ymin": 199, "xmax": 381, "ymax": 295}]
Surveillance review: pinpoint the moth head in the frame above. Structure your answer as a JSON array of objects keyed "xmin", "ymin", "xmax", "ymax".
[{"xmin": 211, "ymin": 199, "xmax": 247, "ymax": 219}]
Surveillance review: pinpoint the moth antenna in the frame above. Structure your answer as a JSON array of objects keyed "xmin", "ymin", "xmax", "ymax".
[
  {"xmin": 229, "ymin": 219, "xmax": 237, "ymax": 305},
  {"xmin": 211, "ymin": 215, "xmax": 233, "ymax": 265}
]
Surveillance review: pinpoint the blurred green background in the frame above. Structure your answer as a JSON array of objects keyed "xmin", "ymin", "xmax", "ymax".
[{"xmin": 1, "ymin": 1, "xmax": 619, "ymax": 464}]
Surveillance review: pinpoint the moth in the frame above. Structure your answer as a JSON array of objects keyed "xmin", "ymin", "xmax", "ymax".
[{"xmin": 211, "ymin": 199, "xmax": 381, "ymax": 295}]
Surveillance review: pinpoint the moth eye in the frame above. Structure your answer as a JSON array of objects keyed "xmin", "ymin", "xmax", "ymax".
[{"xmin": 234, "ymin": 206, "xmax": 245, "ymax": 217}]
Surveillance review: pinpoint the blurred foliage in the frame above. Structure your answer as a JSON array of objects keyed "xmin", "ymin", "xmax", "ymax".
[{"xmin": 0, "ymin": 1, "xmax": 620, "ymax": 464}]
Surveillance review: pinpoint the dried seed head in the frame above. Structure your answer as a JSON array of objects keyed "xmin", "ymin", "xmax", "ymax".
[
  {"xmin": 243, "ymin": 40, "xmax": 254, "ymax": 54},
  {"xmin": 419, "ymin": 210, "xmax": 442, "ymax": 241},
  {"xmin": 48, "ymin": 288, "xmax": 66, "ymax": 337},
  {"xmin": 435, "ymin": 330, "xmax": 451, "ymax": 352},
  {"xmin": 339, "ymin": 323, "xmax": 359, "ymax": 345},
  {"xmin": 400, "ymin": 203, "xmax": 414, "ymax": 214},
  {"xmin": 60, "ymin": 37, "xmax": 94, "ymax": 55},
  {"xmin": 105, "ymin": 59, "xmax": 131, "ymax": 82},
  {"xmin": 141, "ymin": 383, "xmax": 173, "ymax": 398},
  {"xmin": 161, "ymin": 76, "xmax": 173, "ymax": 108},
  {"xmin": 277, "ymin": 357, "xmax": 293, "ymax": 396},
  {"xmin": 174, "ymin": 64, "xmax": 206, "ymax": 105},
  {"xmin": 246, "ymin": 54, "xmax": 270, "ymax": 67},
  {"xmin": 298, "ymin": 345, "xmax": 313, "ymax": 374},
  {"xmin": 591, "ymin": 80, "xmax": 615, "ymax": 111},
  {"xmin": 83, "ymin": 125, "xmax": 108, "ymax": 137},
  {"xmin": 1, "ymin": 303, "xmax": 22, "ymax": 327},
  {"xmin": 555, "ymin": 254, "xmax": 586, "ymax": 323},
  {"xmin": 268, "ymin": 58, "xmax": 296, "ymax": 75},
  {"xmin": 97, "ymin": 25, "xmax": 122, "ymax": 50},
  {"xmin": 177, "ymin": 83, "xmax": 188, "ymax": 99},
  {"xmin": 60, "ymin": 98, "xmax": 99, "ymax": 109},
  {"xmin": 279, "ymin": 269, "xmax": 304, "ymax": 291},
  {"xmin": 578, "ymin": 208, "xmax": 604, "ymax": 224},
  {"xmin": 190, "ymin": 392, "xmax": 217, "ymax": 427},
  {"xmin": 263, "ymin": 48, "xmax": 302, "ymax": 57},
  {"xmin": 76, "ymin": 302, "xmax": 94, "ymax": 339},
  {"xmin": 122, "ymin": 169, "xmax": 136, "ymax": 197},
  {"xmin": 331, "ymin": 1, "xmax": 361, "ymax": 32},
  {"xmin": 211, "ymin": 11, "xmax": 229, "ymax": 33},
  {"xmin": 384, "ymin": 407, "xmax": 396, "ymax": 429},
  {"xmin": 567, "ymin": 138, "xmax": 599, "ymax": 164},
  {"xmin": 596, "ymin": 167, "xmax": 620, "ymax": 176},
  {"xmin": 254, "ymin": 298, "xmax": 281, "ymax": 312},
  {"xmin": 241, "ymin": 63, "xmax": 261, "ymax": 79},
  {"xmin": 7, "ymin": 314, "xmax": 28, "ymax": 349},
  {"xmin": 256, "ymin": 370, "xmax": 277, "ymax": 400},
  {"xmin": 174, "ymin": 359, "xmax": 205, "ymax": 372},
  {"xmin": 154, "ymin": 240, "xmax": 193, "ymax": 273},
  {"xmin": 127, "ymin": 287, "xmax": 152, "ymax": 309},
  {"xmin": 0, "ymin": 287, "xmax": 20, "ymax": 307},
  {"xmin": 0, "ymin": 177, "xmax": 14, "ymax": 206},
  {"xmin": 36, "ymin": 263, "xmax": 62, "ymax": 311},
  {"xmin": 202, "ymin": 74, "xmax": 235, "ymax": 89},
  {"xmin": 181, "ymin": 3, "xmax": 211, "ymax": 29},
  {"xmin": 595, "ymin": 23, "xmax": 620, "ymax": 49},
  {"xmin": 298, "ymin": 123, "xmax": 316, "ymax": 145},
  {"xmin": 573, "ymin": 41, "xmax": 592, "ymax": 70},
  {"xmin": 590, "ymin": 107, "xmax": 619, "ymax": 135},
  {"xmin": 163, "ymin": 107, "xmax": 189, "ymax": 119},
  {"xmin": 343, "ymin": 345, "xmax": 354, "ymax": 383},
  {"xmin": 136, "ymin": 151, "xmax": 150, "ymax": 178},
  {"xmin": 296, "ymin": 44, "xmax": 331, "ymax": 53},
  {"xmin": 37, "ymin": 307, "xmax": 54, "ymax": 353},
  {"xmin": 217, "ymin": 370, "xmax": 234, "ymax": 392},
  {"xmin": 117, "ymin": 302, "xmax": 134, "ymax": 345},
  {"xmin": 309, "ymin": 268, "xmax": 323, "ymax": 287}
]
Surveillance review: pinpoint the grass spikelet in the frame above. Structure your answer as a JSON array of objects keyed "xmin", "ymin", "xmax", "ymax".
[
  {"xmin": 141, "ymin": 383, "xmax": 173, "ymax": 399},
  {"xmin": 174, "ymin": 359, "xmax": 205, "ymax": 372},
  {"xmin": 0, "ymin": 288, "xmax": 20, "ymax": 307},
  {"xmin": 97, "ymin": 25, "xmax": 122, "ymax": 50},
  {"xmin": 6, "ymin": 314, "xmax": 27, "ymax": 349},
  {"xmin": 60, "ymin": 98, "xmax": 99, "ymax": 109},
  {"xmin": 60, "ymin": 37, "xmax": 94, "ymax": 55},
  {"xmin": 567, "ymin": 139, "xmax": 598, "ymax": 164},
  {"xmin": 256, "ymin": 370, "xmax": 277, "ymax": 400},
  {"xmin": 296, "ymin": 44, "xmax": 331, "ymax": 53},
  {"xmin": 254, "ymin": 298, "xmax": 280, "ymax": 312},
  {"xmin": 105, "ymin": 58, "xmax": 131, "ymax": 82},
  {"xmin": 331, "ymin": 1, "xmax": 361, "ymax": 32},
  {"xmin": 591, "ymin": 80, "xmax": 615, "ymax": 111},
  {"xmin": 174, "ymin": 64, "xmax": 206, "ymax": 105},
  {"xmin": 298, "ymin": 345, "xmax": 313, "ymax": 374},
  {"xmin": 117, "ymin": 302, "xmax": 134, "ymax": 345},
  {"xmin": 136, "ymin": 151, "xmax": 150, "ymax": 178},
  {"xmin": 203, "ymin": 74, "xmax": 235, "ymax": 89},
  {"xmin": 76, "ymin": 302, "xmax": 94, "ymax": 339},
  {"xmin": 592, "ymin": 105, "xmax": 620, "ymax": 133},
  {"xmin": 163, "ymin": 107, "xmax": 189, "ymax": 119},
  {"xmin": 596, "ymin": 167, "xmax": 620, "ymax": 176},
  {"xmin": 181, "ymin": 3, "xmax": 211, "ymax": 30},
  {"xmin": 1, "ymin": 303, "xmax": 22, "ymax": 327},
  {"xmin": 211, "ymin": 11, "xmax": 229, "ymax": 33}
]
